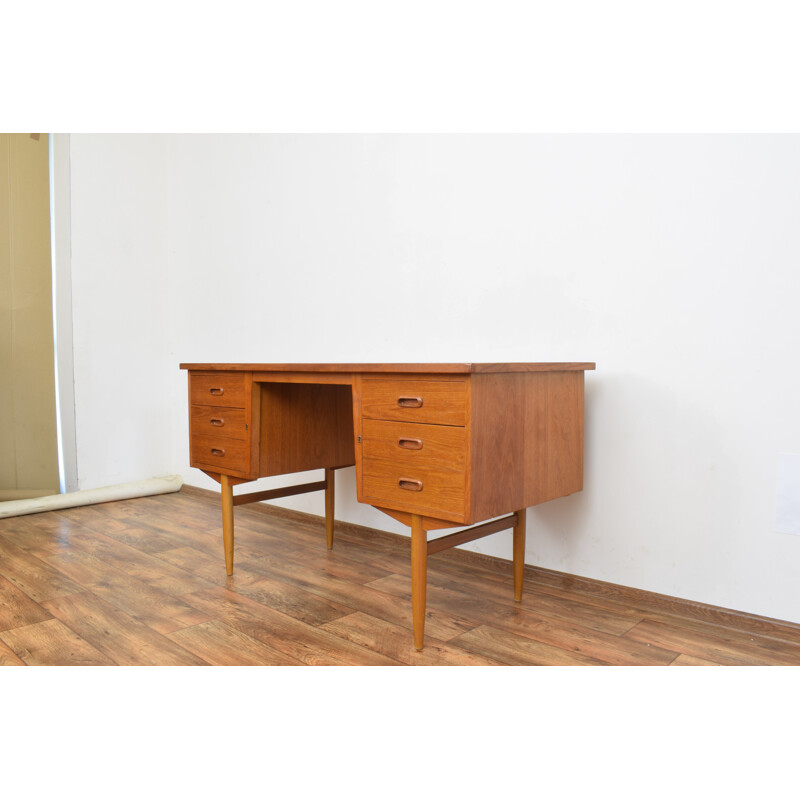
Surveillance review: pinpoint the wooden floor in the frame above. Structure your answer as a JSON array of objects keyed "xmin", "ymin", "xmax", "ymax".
[{"xmin": 2, "ymin": 487, "xmax": 800, "ymax": 666}]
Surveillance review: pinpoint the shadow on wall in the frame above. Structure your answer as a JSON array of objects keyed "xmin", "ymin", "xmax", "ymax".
[{"xmin": 528, "ymin": 370, "xmax": 747, "ymax": 599}]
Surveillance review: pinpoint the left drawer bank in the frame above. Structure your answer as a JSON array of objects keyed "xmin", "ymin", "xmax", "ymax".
[{"xmin": 188, "ymin": 371, "xmax": 256, "ymax": 480}]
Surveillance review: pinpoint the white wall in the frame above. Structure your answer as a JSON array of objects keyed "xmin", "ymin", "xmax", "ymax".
[
  {"xmin": 66, "ymin": 134, "xmax": 800, "ymax": 624},
  {"xmin": 69, "ymin": 135, "xmax": 173, "ymax": 488}
]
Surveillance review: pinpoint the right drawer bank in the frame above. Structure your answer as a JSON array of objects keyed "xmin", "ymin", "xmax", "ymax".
[{"xmin": 357, "ymin": 371, "xmax": 586, "ymax": 528}]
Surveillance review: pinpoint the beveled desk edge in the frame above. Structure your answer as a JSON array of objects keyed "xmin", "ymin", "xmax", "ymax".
[{"xmin": 179, "ymin": 362, "xmax": 597, "ymax": 373}]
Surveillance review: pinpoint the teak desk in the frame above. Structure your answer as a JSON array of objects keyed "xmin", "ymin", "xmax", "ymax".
[{"xmin": 179, "ymin": 362, "xmax": 595, "ymax": 650}]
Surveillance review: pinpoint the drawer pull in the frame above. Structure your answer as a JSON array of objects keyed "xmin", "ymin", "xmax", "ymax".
[
  {"xmin": 211, "ymin": 448, "xmax": 226, "ymax": 457},
  {"xmin": 398, "ymin": 478, "xmax": 423, "ymax": 492},
  {"xmin": 397, "ymin": 396, "xmax": 423, "ymax": 408},
  {"xmin": 209, "ymin": 387, "xmax": 225, "ymax": 396},
  {"xmin": 210, "ymin": 418, "xmax": 225, "ymax": 427},
  {"xmin": 398, "ymin": 437, "xmax": 423, "ymax": 450}
]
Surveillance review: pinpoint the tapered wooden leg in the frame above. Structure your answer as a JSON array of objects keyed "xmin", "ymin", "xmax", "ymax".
[
  {"xmin": 221, "ymin": 474, "xmax": 234, "ymax": 575},
  {"xmin": 325, "ymin": 467, "xmax": 335, "ymax": 549},
  {"xmin": 513, "ymin": 508, "xmax": 527, "ymax": 602},
  {"xmin": 410, "ymin": 513, "xmax": 427, "ymax": 651}
]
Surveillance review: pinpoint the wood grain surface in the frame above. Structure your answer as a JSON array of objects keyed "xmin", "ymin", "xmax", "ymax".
[{"xmin": 2, "ymin": 486, "xmax": 799, "ymax": 665}]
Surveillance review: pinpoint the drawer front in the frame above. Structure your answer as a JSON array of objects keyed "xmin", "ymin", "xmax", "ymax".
[
  {"xmin": 191, "ymin": 405, "xmax": 248, "ymax": 441},
  {"xmin": 190, "ymin": 433, "xmax": 250, "ymax": 473},
  {"xmin": 190, "ymin": 373, "xmax": 247, "ymax": 408},
  {"xmin": 362, "ymin": 419, "xmax": 465, "ymax": 471},
  {"xmin": 361, "ymin": 459, "xmax": 466, "ymax": 517},
  {"xmin": 361, "ymin": 379, "xmax": 467, "ymax": 426}
]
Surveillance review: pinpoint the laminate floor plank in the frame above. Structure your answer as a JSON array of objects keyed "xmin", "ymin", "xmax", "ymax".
[
  {"xmin": 498, "ymin": 617, "xmax": 677, "ymax": 666},
  {"xmin": 83, "ymin": 499, "xmax": 221, "ymax": 549},
  {"xmin": 234, "ymin": 574, "xmax": 356, "ymax": 627},
  {"xmin": 0, "ymin": 519, "xmax": 76, "ymax": 559},
  {"xmin": 0, "ymin": 575, "xmax": 52, "ymax": 632},
  {"xmin": 80, "ymin": 509, "xmax": 221, "ymax": 554},
  {"xmin": 95, "ymin": 521, "xmax": 211, "ymax": 556},
  {"xmin": 9, "ymin": 512, "xmax": 75, "ymax": 535},
  {"xmin": 63, "ymin": 529, "xmax": 217, "ymax": 597},
  {"xmin": 233, "ymin": 507, "xmax": 425, "ymax": 568},
  {"xmin": 161, "ymin": 546, "xmax": 361, "ymax": 627},
  {"xmin": 0, "ymin": 638, "xmax": 26, "ymax": 665},
  {"xmin": 670, "ymin": 654, "xmax": 721, "ymax": 666},
  {"xmin": 182, "ymin": 587, "xmax": 400, "ymax": 666},
  {"xmin": 624, "ymin": 619, "xmax": 800, "ymax": 667},
  {"xmin": 44, "ymin": 549, "xmax": 212, "ymax": 635},
  {"xmin": 319, "ymin": 612, "xmax": 504, "ymax": 666},
  {"xmin": 236, "ymin": 536, "xmax": 397, "ymax": 586},
  {"xmin": 0, "ymin": 538, "xmax": 85, "ymax": 603},
  {"xmin": 54, "ymin": 505, "xmax": 133, "ymax": 534},
  {"xmin": 167, "ymin": 620, "xmax": 303, "ymax": 666},
  {"xmin": 0, "ymin": 618, "xmax": 114, "ymax": 666},
  {"xmin": 640, "ymin": 611, "xmax": 800, "ymax": 663},
  {"xmin": 156, "ymin": 544, "xmax": 261, "ymax": 587},
  {"xmin": 236, "ymin": 556, "xmax": 476, "ymax": 643},
  {"xmin": 142, "ymin": 498, "xmax": 227, "ymax": 536},
  {"xmin": 451, "ymin": 624, "xmax": 608, "ymax": 666},
  {"xmin": 41, "ymin": 592, "xmax": 210, "ymax": 666}
]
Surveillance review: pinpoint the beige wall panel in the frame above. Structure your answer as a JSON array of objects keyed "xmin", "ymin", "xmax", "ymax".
[
  {"xmin": 0, "ymin": 133, "xmax": 59, "ymax": 494},
  {"xmin": 0, "ymin": 136, "xmax": 14, "ymax": 488}
]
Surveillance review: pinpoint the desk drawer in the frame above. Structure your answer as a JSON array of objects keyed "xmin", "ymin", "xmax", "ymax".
[
  {"xmin": 190, "ymin": 373, "xmax": 247, "ymax": 408},
  {"xmin": 191, "ymin": 405, "xmax": 249, "ymax": 441},
  {"xmin": 190, "ymin": 433, "xmax": 250, "ymax": 473},
  {"xmin": 361, "ymin": 379, "xmax": 466, "ymax": 426},
  {"xmin": 362, "ymin": 459, "xmax": 466, "ymax": 517},
  {"xmin": 362, "ymin": 419, "xmax": 465, "ymax": 471}
]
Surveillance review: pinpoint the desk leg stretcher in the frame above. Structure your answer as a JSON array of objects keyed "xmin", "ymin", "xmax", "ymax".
[
  {"xmin": 410, "ymin": 511, "xmax": 524, "ymax": 650},
  {"xmin": 218, "ymin": 470, "xmax": 339, "ymax": 574},
  {"xmin": 218, "ymin": 475, "xmax": 527, "ymax": 650}
]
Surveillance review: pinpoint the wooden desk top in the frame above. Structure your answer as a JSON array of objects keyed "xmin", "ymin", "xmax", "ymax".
[{"xmin": 180, "ymin": 362, "xmax": 596, "ymax": 373}]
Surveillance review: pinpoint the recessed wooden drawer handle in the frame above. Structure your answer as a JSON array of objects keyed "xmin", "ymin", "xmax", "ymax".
[
  {"xmin": 398, "ymin": 396, "xmax": 423, "ymax": 408},
  {"xmin": 211, "ymin": 448, "xmax": 226, "ymax": 457},
  {"xmin": 210, "ymin": 418, "xmax": 225, "ymax": 427},
  {"xmin": 209, "ymin": 387, "xmax": 225, "ymax": 396},
  {"xmin": 398, "ymin": 437, "xmax": 423, "ymax": 450},
  {"xmin": 399, "ymin": 478, "xmax": 423, "ymax": 492}
]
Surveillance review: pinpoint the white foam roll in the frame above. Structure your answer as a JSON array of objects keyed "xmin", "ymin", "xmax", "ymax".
[{"xmin": 0, "ymin": 475, "xmax": 184, "ymax": 519}]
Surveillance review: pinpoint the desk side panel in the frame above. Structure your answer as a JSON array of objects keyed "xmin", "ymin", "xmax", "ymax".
[
  {"xmin": 469, "ymin": 373, "xmax": 526, "ymax": 523},
  {"xmin": 469, "ymin": 371, "xmax": 587, "ymax": 520},
  {"xmin": 522, "ymin": 371, "xmax": 585, "ymax": 507}
]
